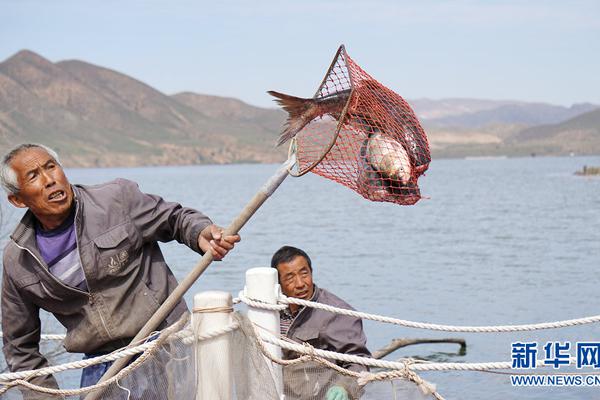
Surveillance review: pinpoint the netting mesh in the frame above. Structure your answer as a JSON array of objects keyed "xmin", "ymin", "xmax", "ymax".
[
  {"xmin": 282, "ymin": 362, "xmax": 432, "ymax": 400},
  {"xmin": 0, "ymin": 314, "xmax": 280, "ymax": 400},
  {"xmin": 282, "ymin": 45, "xmax": 430, "ymax": 205},
  {"xmin": 0, "ymin": 313, "xmax": 437, "ymax": 400}
]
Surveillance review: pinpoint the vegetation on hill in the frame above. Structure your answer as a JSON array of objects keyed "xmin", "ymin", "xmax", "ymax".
[{"xmin": 0, "ymin": 50, "xmax": 597, "ymax": 167}]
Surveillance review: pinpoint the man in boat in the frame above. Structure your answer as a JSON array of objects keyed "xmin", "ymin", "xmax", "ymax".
[
  {"xmin": 271, "ymin": 245, "xmax": 370, "ymax": 400},
  {"xmin": 0, "ymin": 143, "xmax": 240, "ymax": 395}
]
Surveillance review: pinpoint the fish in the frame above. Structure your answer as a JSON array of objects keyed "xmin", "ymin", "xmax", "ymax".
[
  {"xmin": 358, "ymin": 126, "xmax": 421, "ymax": 204},
  {"xmin": 267, "ymin": 89, "xmax": 351, "ymax": 146},
  {"xmin": 364, "ymin": 131, "xmax": 412, "ymax": 185},
  {"xmin": 269, "ymin": 80, "xmax": 429, "ymax": 204},
  {"xmin": 357, "ymin": 79, "xmax": 430, "ymax": 172}
]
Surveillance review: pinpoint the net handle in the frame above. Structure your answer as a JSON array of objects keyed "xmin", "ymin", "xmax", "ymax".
[{"xmin": 86, "ymin": 156, "xmax": 295, "ymax": 400}]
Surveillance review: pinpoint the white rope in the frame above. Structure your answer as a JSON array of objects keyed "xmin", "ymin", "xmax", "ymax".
[
  {"xmin": 20, "ymin": 286, "xmax": 600, "ymax": 345},
  {"xmin": 0, "ymin": 332, "xmax": 66, "ymax": 341},
  {"xmin": 237, "ymin": 292, "xmax": 287, "ymax": 311},
  {"xmin": 0, "ymin": 321, "xmax": 239, "ymax": 382},
  {"xmin": 238, "ymin": 292, "xmax": 600, "ymax": 333},
  {"xmin": 0, "ymin": 341, "xmax": 156, "ymax": 382},
  {"xmin": 175, "ymin": 320, "xmax": 240, "ymax": 345},
  {"xmin": 259, "ymin": 330, "xmax": 577, "ymax": 372}
]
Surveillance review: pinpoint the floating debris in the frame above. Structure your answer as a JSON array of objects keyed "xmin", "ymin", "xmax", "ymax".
[{"xmin": 575, "ymin": 165, "xmax": 600, "ymax": 176}]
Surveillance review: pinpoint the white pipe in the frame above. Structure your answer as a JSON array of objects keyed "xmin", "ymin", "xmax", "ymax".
[
  {"xmin": 245, "ymin": 267, "xmax": 285, "ymax": 398},
  {"xmin": 193, "ymin": 291, "xmax": 233, "ymax": 400}
]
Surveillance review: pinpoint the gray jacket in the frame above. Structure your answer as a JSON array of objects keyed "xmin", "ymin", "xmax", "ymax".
[
  {"xmin": 283, "ymin": 286, "xmax": 370, "ymax": 399},
  {"xmin": 1, "ymin": 178, "xmax": 211, "ymax": 387},
  {"xmin": 284, "ymin": 285, "xmax": 371, "ymax": 371}
]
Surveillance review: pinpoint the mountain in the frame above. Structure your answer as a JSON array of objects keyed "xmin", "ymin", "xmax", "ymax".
[
  {"xmin": 506, "ymin": 108, "xmax": 600, "ymax": 155},
  {"xmin": 408, "ymin": 98, "xmax": 515, "ymax": 120},
  {"xmin": 423, "ymin": 102, "xmax": 598, "ymax": 128},
  {"xmin": 0, "ymin": 50, "xmax": 285, "ymax": 167},
  {"xmin": 0, "ymin": 50, "xmax": 598, "ymax": 166}
]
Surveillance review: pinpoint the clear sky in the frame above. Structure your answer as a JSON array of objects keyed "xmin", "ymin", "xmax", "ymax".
[{"xmin": 1, "ymin": 0, "xmax": 599, "ymax": 107}]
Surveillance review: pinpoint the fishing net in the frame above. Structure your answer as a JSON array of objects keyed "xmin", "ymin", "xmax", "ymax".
[
  {"xmin": 283, "ymin": 362, "xmax": 433, "ymax": 400},
  {"xmin": 0, "ymin": 312, "xmax": 438, "ymax": 400},
  {"xmin": 288, "ymin": 45, "xmax": 430, "ymax": 205},
  {"xmin": 0, "ymin": 313, "xmax": 279, "ymax": 400}
]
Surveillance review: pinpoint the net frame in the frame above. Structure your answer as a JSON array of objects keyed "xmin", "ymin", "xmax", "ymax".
[
  {"xmin": 287, "ymin": 45, "xmax": 355, "ymax": 177},
  {"xmin": 285, "ymin": 45, "xmax": 431, "ymax": 206}
]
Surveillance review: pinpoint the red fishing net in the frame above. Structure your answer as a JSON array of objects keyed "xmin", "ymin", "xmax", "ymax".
[{"xmin": 283, "ymin": 45, "xmax": 430, "ymax": 205}]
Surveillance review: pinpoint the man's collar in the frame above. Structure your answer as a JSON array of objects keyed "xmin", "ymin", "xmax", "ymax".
[
  {"xmin": 11, "ymin": 184, "xmax": 80, "ymax": 246},
  {"xmin": 284, "ymin": 284, "xmax": 319, "ymax": 317}
]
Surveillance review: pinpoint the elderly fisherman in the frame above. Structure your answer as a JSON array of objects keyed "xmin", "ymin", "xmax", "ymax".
[
  {"xmin": 271, "ymin": 245, "xmax": 371, "ymax": 400},
  {"xmin": 0, "ymin": 143, "xmax": 240, "ymax": 394}
]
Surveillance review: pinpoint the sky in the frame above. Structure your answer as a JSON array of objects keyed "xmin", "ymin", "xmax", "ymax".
[{"xmin": 1, "ymin": 0, "xmax": 599, "ymax": 108}]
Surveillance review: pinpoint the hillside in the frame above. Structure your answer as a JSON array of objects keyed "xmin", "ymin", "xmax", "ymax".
[
  {"xmin": 505, "ymin": 108, "xmax": 600, "ymax": 155},
  {"xmin": 0, "ymin": 49, "xmax": 598, "ymax": 167},
  {"xmin": 0, "ymin": 50, "xmax": 286, "ymax": 167},
  {"xmin": 425, "ymin": 103, "xmax": 597, "ymax": 128}
]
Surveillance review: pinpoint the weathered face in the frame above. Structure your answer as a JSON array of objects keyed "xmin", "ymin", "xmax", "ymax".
[
  {"xmin": 276, "ymin": 255, "xmax": 314, "ymax": 301},
  {"xmin": 7, "ymin": 147, "xmax": 74, "ymax": 230}
]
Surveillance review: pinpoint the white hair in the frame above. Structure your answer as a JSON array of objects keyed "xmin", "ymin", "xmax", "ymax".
[{"xmin": 0, "ymin": 144, "xmax": 61, "ymax": 194}]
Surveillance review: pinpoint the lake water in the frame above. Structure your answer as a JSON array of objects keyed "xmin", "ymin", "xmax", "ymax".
[{"xmin": 1, "ymin": 155, "xmax": 599, "ymax": 399}]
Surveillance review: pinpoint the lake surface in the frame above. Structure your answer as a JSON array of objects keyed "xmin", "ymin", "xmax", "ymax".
[{"xmin": 1, "ymin": 155, "xmax": 599, "ymax": 399}]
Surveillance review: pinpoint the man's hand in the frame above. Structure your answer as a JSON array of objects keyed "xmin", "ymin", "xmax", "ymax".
[
  {"xmin": 198, "ymin": 224, "xmax": 241, "ymax": 260},
  {"xmin": 326, "ymin": 385, "xmax": 349, "ymax": 400}
]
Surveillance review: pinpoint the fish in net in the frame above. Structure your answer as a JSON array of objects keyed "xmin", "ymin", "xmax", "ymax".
[{"xmin": 269, "ymin": 45, "xmax": 431, "ymax": 205}]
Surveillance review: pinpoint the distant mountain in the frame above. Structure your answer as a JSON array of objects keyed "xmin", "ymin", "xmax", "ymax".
[
  {"xmin": 0, "ymin": 50, "xmax": 285, "ymax": 167},
  {"xmin": 408, "ymin": 98, "xmax": 515, "ymax": 120},
  {"xmin": 506, "ymin": 108, "xmax": 600, "ymax": 155},
  {"xmin": 171, "ymin": 92, "xmax": 286, "ymax": 148},
  {"xmin": 424, "ymin": 102, "xmax": 598, "ymax": 128},
  {"xmin": 0, "ymin": 49, "xmax": 598, "ymax": 166}
]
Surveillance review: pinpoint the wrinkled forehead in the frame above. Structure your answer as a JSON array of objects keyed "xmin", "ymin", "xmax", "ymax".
[
  {"xmin": 10, "ymin": 147, "xmax": 56, "ymax": 174},
  {"xmin": 278, "ymin": 255, "xmax": 311, "ymax": 274}
]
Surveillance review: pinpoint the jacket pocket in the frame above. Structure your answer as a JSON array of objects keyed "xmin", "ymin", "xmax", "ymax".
[
  {"xmin": 14, "ymin": 274, "xmax": 40, "ymax": 289},
  {"xmin": 93, "ymin": 224, "xmax": 135, "ymax": 276},
  {"xmin": 293, "ymin": 328, "xmax": 320, "ymax": 343}
]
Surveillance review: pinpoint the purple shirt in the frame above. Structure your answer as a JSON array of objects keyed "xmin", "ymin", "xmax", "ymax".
[{"xmin": 35, "ymin": 209, "xmax": 87, "ymax": 291}]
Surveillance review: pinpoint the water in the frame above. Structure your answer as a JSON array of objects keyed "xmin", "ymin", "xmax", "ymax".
[{"xmin": 1, "ymin": 155, "xmax": 599, "ymax": 399}]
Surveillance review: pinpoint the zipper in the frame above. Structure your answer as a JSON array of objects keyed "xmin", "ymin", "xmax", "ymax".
[
  {"xmin": 72, "ymin": 198, "xmax": 92, "ymax": 297},
  {"xmin": 12, "ymin": 241, "xmax": 88, "ymax": 297},
  {"xmin": 12, "ymin": 194, "xmax": 113, "ymax": 340},
  {"xmin": 287, "ymin": 288, "xmax": 317, "ymax": 335},
  {"xmin": 73, "ymin": 196, "xmax": 113, "ymax": 340},
  {"xmin": 15, "ymin": 239, "xmax": 113, "ymax": 340}
]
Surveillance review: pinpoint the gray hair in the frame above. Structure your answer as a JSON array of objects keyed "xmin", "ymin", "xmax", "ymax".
[{"xmin": 0, "ymin": 143, "xmax": 61, "ymax": 194}]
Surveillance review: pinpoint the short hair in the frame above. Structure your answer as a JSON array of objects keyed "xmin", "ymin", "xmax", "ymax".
[
  {"xmin": 0, "ymin": 143, "xmax": 61, "ymax": 194},
  {"xmin": 271, "ymin": 246, "xmax": 312, "ymax": 271}
]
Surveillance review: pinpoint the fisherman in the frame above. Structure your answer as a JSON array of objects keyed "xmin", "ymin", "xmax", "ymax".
[
  {"xmin": 0, "ymin": 143, "xmax": 240, "ymax": 394},
  {"xmin": 271, "ymin": 245, "xmax": 370, "ymax": 400}
]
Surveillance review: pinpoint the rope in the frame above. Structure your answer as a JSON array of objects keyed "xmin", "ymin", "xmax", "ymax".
[
  {"xmin": 237, "ymin": 292, "xmax": 287, "ymax": 311},
  {"xmin": 0, "ymin": 316, "xmax": 188, "ymax": 396},
  {"xmin": 177, "ymin": 320, "xmax": 240, "ymax": 346},
  {"xmin": 0, "ymin": 317, "xmax": 240, "ymax": 388},
  {"xmin": 17, "ymin": 286, "xmax": 600, "ymax": 345},
  {"xmin": 258, "ymin": 329, "xmax": 579, "ymax": 372},
  {"xmin": 249, "ymin": 322, "xmax": 445, "ymax": 399},
  {"xmin": 238, "ymin": 292, "xmax": 600, "ymax": 333},
  {"xmin": 0, "ymin": 332, "xmax": 66, "ymax": 341}
]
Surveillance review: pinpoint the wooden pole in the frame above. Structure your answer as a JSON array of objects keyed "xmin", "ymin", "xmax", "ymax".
[{"xmin": 86, "ymin": 157, "xmax": 294, "ymax": 399}]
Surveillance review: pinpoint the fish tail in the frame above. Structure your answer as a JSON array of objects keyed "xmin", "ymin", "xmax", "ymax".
[{"xmin": 268, "ymin": 91, "xmax": 314, "ymax": 146}]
